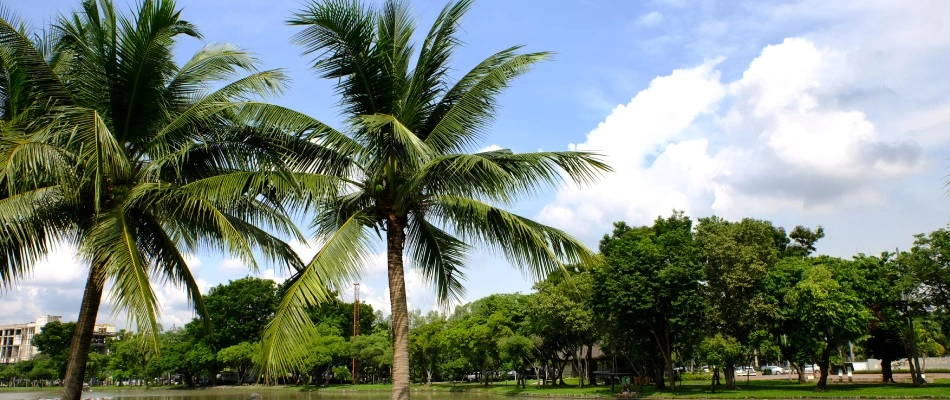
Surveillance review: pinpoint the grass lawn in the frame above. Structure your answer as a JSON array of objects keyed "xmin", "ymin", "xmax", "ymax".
[{"xmin": 308, "ymin": 377, "xmax": 950, "ymax": 398}]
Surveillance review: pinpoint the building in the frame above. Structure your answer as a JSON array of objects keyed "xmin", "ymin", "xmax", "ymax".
[
  {"xmin": 0, "ymin": 315, "xmax": 61, "ymax": 364},
  {"xmin": 0, "ymin": 316, "xmax": 116, "ymax": 364}
]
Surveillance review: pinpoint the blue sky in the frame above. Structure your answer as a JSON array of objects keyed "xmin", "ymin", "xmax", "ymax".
[{"xmin": 3, "ymin": 0, "xmax": 950, "ymax": 328}]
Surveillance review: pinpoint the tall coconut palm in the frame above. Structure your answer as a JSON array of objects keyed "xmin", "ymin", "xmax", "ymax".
[
  {"xmin": 260, "ymin": 1, "xmax": 611, "ymax": 399},
  {"xmin": 0, "ymin": 1, "xmax": 327, "ymax": 399}
]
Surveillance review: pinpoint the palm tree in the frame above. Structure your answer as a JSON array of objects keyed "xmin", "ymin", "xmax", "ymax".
[
  {"xmin": 260, "ymin": 1, "xmax": 611, "ymax": 399},
  {"xmin": 0, "ymin": 1, "xmax": 321, "ymax": 398}
]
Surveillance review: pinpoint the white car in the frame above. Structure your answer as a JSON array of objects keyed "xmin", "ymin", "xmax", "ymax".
[
  {"xmin": 735, "ymin": 368, "xmax": 757, "ymax": 376},
  {"xmin": 761, "ymin": 365, "xmax": 784, "ymax": 375}
]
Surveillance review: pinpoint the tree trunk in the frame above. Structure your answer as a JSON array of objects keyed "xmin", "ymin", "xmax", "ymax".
[
  {"xmin": 62, "ymin": 264, "xmax": 104, "ymax": 400},
  {"xmin": 387, "ymin": 220, "xmax": 411, "ymax": 400},
  {"xmin": 724, "ymin": 365, "xmax": 736, "ymax": 390},
  {"xmin": 654, "ymin": 366, "xmax": 665, "ymax": 390},
  {"xmin": 793, "ymin": 363, "xmax": 805, "ymax": 384},
  {"xmin": 881, "ymin": 358, "xmax": 894, "ymax": 383},
  {"xmin": 816, "ymin": 345, "xmax": 832, "ymax": 391},
  {"xmin": 586, "ymin": 344, "xmax": 596, "ymax": 386}
]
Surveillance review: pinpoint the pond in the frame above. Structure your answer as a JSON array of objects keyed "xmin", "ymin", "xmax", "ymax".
[{"xmin": 0, "ymin": 389, "xmax": 504, "ymax": 400}]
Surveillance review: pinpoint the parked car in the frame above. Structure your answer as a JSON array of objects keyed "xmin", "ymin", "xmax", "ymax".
[
  {"xmin": 735, "ymin": 367, "xmax": 757, "ymax": 376},
  {"xmin": 761, "ymin": 365, "xmax": 784, "ymax": 375},
  {"xmin": 464, "ymin": 373, "xmax": 479, "ymax": 382},
  {"xmin": 803, "ymin": 365, "xmax": 820, "ymax": 374}
]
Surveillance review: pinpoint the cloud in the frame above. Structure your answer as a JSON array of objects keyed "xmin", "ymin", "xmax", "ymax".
[
  {"xmin": 639, "ymin": 12, "xmax": 664, "ymax": 27},
  {"xmin": 218, "ymin": 258, "xmax": 246, "ymax": 274},
  {"xmin": 541, "ymin": 35, "xmax": 928, "ymax": 250}
]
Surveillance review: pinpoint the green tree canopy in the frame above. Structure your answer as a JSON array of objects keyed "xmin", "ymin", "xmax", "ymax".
[{"xmin": 594, "ymin": 212, "xmax": 706, "ymax": 392}]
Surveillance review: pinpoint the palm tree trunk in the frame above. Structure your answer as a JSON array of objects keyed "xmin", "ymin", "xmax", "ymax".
[
  {"xmin": 387, "ymin": 219, "xmax": 410, "ymax": 400},
  {"xmin": 62, "ymin": 263, "xmax": 104, "ymax": 400}
]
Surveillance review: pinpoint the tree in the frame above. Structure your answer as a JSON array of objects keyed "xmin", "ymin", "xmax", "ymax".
[
  {"xmin": 297, "ymin": 324, "xmax": 349, "ymax": 385},
  {"xmin": 218, "ymin": 342, "xmax": 260, "ymax": 384},
  {"xmin": 594, "ymin": 212, "xmax": 706, "ymax": 392},
  {"xmin": 197, "ymin": 277, "xmax": 279, "ymax": 349},
  {"xmin": 260, "ymin": 2, "xmax": 609, "ymax": 400},
  {"xmin": 697, "ymin": 334, "xmax": 744, "ymax": 393},
  {"xmin": 784, "ymin": 258, "xmax": 870, "ymax": 390},
  {"xmin": 528, "ymin": 270, "xmax": 597, "ymax": 387},
  {"xmin": 0, "ymin": 1, "xmax": 310, "ymax": 398},
  {"xmin": 32, "ymin": 321, "xmax": 76, "ymax": 378},
  {"xmin": 409, "ymin": 311, "xmax": 446, "ymax": 385},
  {"xmin": 695, "ymin": 217, "xmax": 780, "ymax": 389},
  {"xmin": 352, "ymin": 330, "xmax": 395, "ymax": 384},
  {"xmin": 108, "ymin": 330, "xmax": 151, "ymax": 385}
]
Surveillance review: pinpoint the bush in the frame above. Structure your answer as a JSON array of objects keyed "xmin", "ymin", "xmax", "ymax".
[{"xmin": 679, "ymin": 372, "xmax": 711, "ymax": 381}]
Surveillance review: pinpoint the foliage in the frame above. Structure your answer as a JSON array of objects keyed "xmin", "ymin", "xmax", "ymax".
[
  {"xmin": 594, "ymin": 212, "xmax": 706, "ymax": 391},
  {"xmin": 0, "ymin": 0, "xmax": 312, "ymax": 396},
  {"xmin": 32, "ymin": 321, "xmax": 76, "ymax": 378},
  {"xmin": 261, "ymin": 5, "xmax": 609, "ymax": 400},
  {"xmin": 695, "ymin": 216, "xmax": 781, "ymax": 388},
  {"xmin": 217, "ymin": 341, "xmax": 260, "ymax": 383},
  {"xmin": 194, "ymin": 277, "xmax": 279, "ymax": 350}
]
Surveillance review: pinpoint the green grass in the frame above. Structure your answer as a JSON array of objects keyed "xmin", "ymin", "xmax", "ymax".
[{"xmin": 306, "ymin": 378, "xmax": 950, "ymax": 398}]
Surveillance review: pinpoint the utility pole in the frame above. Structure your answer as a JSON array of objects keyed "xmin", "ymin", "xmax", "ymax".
[{"xmin": 352, "ymin": 282, "xmax": 360, "ymax": 385}]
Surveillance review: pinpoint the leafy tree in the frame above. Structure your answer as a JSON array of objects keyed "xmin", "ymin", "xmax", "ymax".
[
  {"xmin": 697, "ymin": 334, "xmax": 744, "ymax": 393},
  {"xmin": 297, "ymin": 324, "xmax": 349, "ymax": 385},
  {"xmin": 27, "ymin": 355, "xmax": 56, "ymax": 384},
  {"xmin": 408, "ymin": 311, "xmax": 446, "ymax": 384},
  {"xmin": 906, "ymin": 227, "xmax": 950, "ymax": 322},
  {"xmin": 108, "ymin": 330, "xmax": 150, "ymax": 385},
  {"xmin": 786, "ymin": 226, "xmax": 825, "ymax": 258},
  {"xmin": 498, "ymin": 334, "xmax": 535, "ymax": 388},
  {"xmin": 196, "ymin": 277, "xmax": 279, "ymax": 349},
  {"xmin": 260, "ymin": 3, "xmax": 609, "ymax": 400},
  {"xmin": 0, "ymin": 1, "xmax": 309, "ymax": 398},
  {"xmin": 218, "ymin": 342, "xmax": 260, "ymax": 384},
  {"xmin": 695, "ymin": 216, "xmax": 780, "ymax": 389},
  {"xmin": 528, "ymin": 270, "xmax": 597, "ymax": 386},
  {"xmin": 303, "ymin": 294, "xmax": 376, "ymax": 339},
  {"xmin": 352, "ymin": 330, "xmax": 394, "ymax": 384},
  {"xmin": 784, "ymin": 258, "xmax": 870, "ymax": 390},
  {"xmin": 32, "ymin": 321, "xmax": 76, "ymax": 378},
  {"xmin": 594, "ymin": 212, "xmax": 706, "ymax": 392},
  {"xmin": 85, "ymin": 352, "xmax": 109, "ymax": 384}
]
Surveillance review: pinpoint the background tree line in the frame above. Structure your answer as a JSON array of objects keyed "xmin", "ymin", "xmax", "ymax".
[
  {"xmin": 405, "ymin": 211, "xmax": 950, "ymax": 393},
  {"xmin": 4, "ymin": 211, "xmax": 949, "ymax": 394},
  {"xmin": 0, "ymin": 277, "xmax": 392, "ymax": 387}
]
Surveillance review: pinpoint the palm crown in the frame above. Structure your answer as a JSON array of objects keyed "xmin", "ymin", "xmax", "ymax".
[
  {"xmin": 0, "ymin": 1, "xmax": 315, "ymax": 398},
  {"xmin": 262, "ymin": 1, "xmax": 610, "ymax": 397}
]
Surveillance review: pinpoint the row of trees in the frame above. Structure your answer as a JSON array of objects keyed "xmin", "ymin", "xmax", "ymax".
[
  {"xmin": 406, "ymin": 212, "xmax": 950, "ymax": 392},
  {"xmin": 0, "ymin": 1, "xmax": 608, "ymax": 400},
  {"xmin": 0, "ymin": 277, "xmax": 393, "ymax": 387}
]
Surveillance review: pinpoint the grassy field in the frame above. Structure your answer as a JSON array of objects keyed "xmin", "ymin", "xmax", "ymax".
[
  {"xmin": 5, "ymin": 379, "xmax": 950, "ymax": 398},
  {"xmin": 305, "ymin": 378, "xmax": 950, "ymax": 398}
]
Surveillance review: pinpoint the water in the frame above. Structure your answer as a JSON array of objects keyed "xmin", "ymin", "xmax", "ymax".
[{"xmin": 0, "ymin": 389, "xmax": 502, "ymax": 400}]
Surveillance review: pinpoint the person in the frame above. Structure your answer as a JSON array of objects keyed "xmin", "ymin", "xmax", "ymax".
[{"xmin": 621, "ymin": 383, "xmax": 632, "ymax": 395}]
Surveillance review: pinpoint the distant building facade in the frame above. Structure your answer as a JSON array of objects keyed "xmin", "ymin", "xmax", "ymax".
[{"xmin": 0, "ymin": 316, "xmax": 116, "ymax": 364}]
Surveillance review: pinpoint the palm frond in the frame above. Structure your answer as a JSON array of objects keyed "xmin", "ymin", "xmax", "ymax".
[
  {"xmin": 410, "ymin": 150, "xmax": 610, "ymax": 205},
  {"xmin": 289, "ymin": 0, "xmax": 382, "ymax": 116},
  {"xmin": 424, "ymin": 48, "xmax": 550, "ymax": 154},
  {"xmin": 83, "ymin": 209, "xmax": 162, "ymax": 350},
  {"xmin": 260, "ymin": 211, "xmax": 374, "ymax": 378},
  {"xmin": 406, "ymin": 212, "xmax": 468, "ymax": 304},
  {"xmin": 402, "ymin": 0, "xmax": 470, "ymax": 128},
  {"xmin": 432, "ymin": 195, "xmax": 599, "ymax": 280}
]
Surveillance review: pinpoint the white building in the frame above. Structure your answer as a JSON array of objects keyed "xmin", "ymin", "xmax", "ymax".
[
  {"xmin": 0, "ymin": 315, "xmax": 61, "ymax": 364},
  {"xmin": 0, "ymin": 316, "xmax": 116, "ymax": 364}
]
